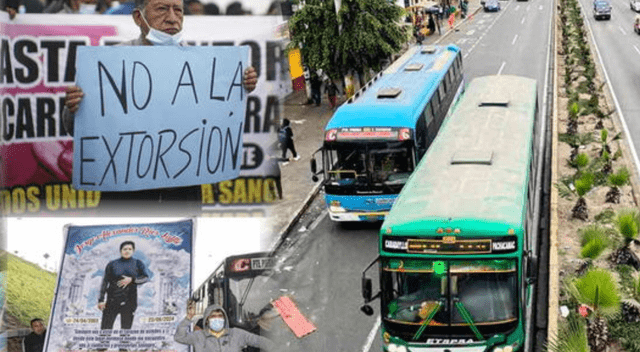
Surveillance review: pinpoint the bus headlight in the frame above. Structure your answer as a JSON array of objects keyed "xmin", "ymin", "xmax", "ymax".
[
  {"xmin": 329, "ymin": 201, "xmax": 345, "ymax": 213},
  {"xmin": 387, "ymin": 344, "xmax": 408, "ymax": 352},
  {"xmin": 494, "ymin": 345, "xmax": 514, "ymax": 352},
  {"xmin": 493, "ymin": 348, "xmax": 503, "ymax": 352}
]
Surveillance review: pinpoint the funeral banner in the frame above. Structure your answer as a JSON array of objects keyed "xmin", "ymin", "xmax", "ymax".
[
  {"xmin": 0, "ymin": 14, "xmax": 289, "ymax": 215},
  {"xmin": 45, "ymin": 219, "xmax": 194, "ymax": 352}
]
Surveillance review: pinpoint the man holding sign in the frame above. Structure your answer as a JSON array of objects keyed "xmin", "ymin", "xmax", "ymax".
[{"xmin": 62, "ymin": 0, "xmax": 258, "ymax": 211}]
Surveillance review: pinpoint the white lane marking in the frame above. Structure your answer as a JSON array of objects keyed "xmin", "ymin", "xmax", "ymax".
[
  {"xmin": 497, "ymin": 61, "xmax": 506, "ymax": 75},
  {"xmin": 478, "ymin": 19, "xmax": 487, "ymax": 23},
  {"xmin": 619, "ymin": 26, "xmax": 627, "ymax": 35},
  {"xmin": 308, "ymin": 210, "xmax": 327, "ymax": 232},
  {"xmin": 515, "ymin": 5, "xmax": 520, "ymax": 10},
  {"xmin": 521, "ymin": 16, "xmax": 526, "ymax": 24},
  {"xmin": 460, "ymin": 0, "xmax": 513, "ymax": 58},
  {"xmin": 466, "ymin": 29, "xmax": 476, "ymax": 35},
  {"xmin": 526, "ymin": 4, "xmax": 531, "ymax": 11},
  {"xmin": 634, "ymin": 45, "xmax": 640, "ymax": 55},
  {"xmin": 362, "ymin": 315, "xmax": 381, "ymax": 352},
  {"xmin": 539, "ymin": 5, "xmax": 543, "ymax": 9},
  {"xmin": 512, "ymin": 34, "xmax": 519, "ymax": 45}
]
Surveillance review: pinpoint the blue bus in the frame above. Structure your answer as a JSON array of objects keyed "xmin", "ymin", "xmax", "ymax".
[{"xmin": 310, "ymin": 45, "xmax": 465, "ymax": 222}]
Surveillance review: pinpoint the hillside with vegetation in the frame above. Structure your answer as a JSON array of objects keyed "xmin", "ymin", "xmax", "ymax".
[{"xmin": 2, "ymin": 251, "xmax": 56, "ymax": 327}]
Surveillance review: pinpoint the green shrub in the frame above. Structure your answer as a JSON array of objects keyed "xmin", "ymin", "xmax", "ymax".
[
  {"xmin": 615, "ymin": 209, "xmax": 640, "ymax": 244},
  {"xmin": 545, "ymin": 317, "xmax": 589, "ymax": 352},
  {"xmin": 572, "ymin": 268, "xmax": 620, "ymax": 317}
]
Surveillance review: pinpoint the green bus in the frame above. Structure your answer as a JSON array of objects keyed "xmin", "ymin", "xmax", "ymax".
[{"xmin": 361, "ymin": 75, "xmax": 543, "ymax": 352}]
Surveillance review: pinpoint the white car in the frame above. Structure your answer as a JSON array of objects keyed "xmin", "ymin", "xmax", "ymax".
[{"xmin": 632, "ymin": 0, "xmax": 640, "ymax": 11}]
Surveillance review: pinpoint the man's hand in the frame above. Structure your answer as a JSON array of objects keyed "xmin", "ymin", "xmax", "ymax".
[
  {"xmin": 98, "ymin": 302, "xmax": 106, "ymax": 311},
  {"xmin": 65, "ymin": 86, "xmax": 85, "ymax": 113},
  {"xmin": 6, "ymin": 7, "xmax": 16, "ymax": 19},
  {"xmin": 243, "ymin": 67, "xmax": 257, "ymax": 93},
  {"xmin": 117, "ymin": 276, "xmax": 133, "ymax": 288}
]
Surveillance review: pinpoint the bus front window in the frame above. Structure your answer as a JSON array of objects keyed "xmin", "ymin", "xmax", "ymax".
[
  {"xmin": 451, "ymin": 260, "xmax": 518, "ymax": 324},
  {"xmin": 324, "ymin": 142, "xmax": 414, "ymax": 186}
]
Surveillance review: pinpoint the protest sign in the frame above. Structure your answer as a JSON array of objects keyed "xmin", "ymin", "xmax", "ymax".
[
  {"xmin": 45, "ymin": 219, "xmax": 193, "ymax": 352},
  {"xmin": 0, "ymin": 14, "xmax": 289, "ymax": 215},
  {"xmin": 73, "ymin": 46, "xmax": 248, "ymax": 191}
]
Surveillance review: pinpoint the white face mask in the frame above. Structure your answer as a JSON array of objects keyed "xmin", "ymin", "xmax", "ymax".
[
  {"xmin": 208, "ymin": 317, "xmax": 225, "ymax": 332},
  {"xmin": 140, "ymin": 10, "xmax": 183, "ymax": 46},
  {"xmin": 78, "ymin": 3, "xmax": 96, "ymax": 14}
]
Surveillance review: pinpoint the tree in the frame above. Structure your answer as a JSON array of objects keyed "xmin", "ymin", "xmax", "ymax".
[
  {"xmin": 336, "ymin": 0, "xmax": 408, "ymax": 86},
  {"xmin": 572, "ymin": 172, "xmax": 593, "ymax": 221},
  {"xmin": 288, "ymin": 0, "xmax": 408, "ymax": 86},
  {"xmin": 288, "ymin": 0, "xmax": 341, "ymax": 79},
  {"xmin": 605, "ymin": 166, "xmax": 629, "ymax": 204},
  {"xmin": 567, "ymin": 268, "xmax": 621, "ymax": 352}
]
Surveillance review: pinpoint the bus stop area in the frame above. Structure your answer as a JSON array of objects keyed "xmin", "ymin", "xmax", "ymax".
[{"xmin": 268, "ymin": 0, "xmax": 483, "ymax": 249}]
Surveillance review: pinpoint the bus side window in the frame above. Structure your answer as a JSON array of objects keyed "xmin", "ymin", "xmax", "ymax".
[
  {"xmin": 431, "ymin": 91, "xmax": 441, "ymax": 115},
  {"xmin": 425, "ymin": 103, "xmax": 438, "ymax": 150},
  {"xmin": 438, "ymin": 83, "xmax": 446, "ymax": 104}
]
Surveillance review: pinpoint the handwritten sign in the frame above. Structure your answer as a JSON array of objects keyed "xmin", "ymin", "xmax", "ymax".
[{"xmin": 73, "ymin": 46, "xmax": 249, "ymax": 191}]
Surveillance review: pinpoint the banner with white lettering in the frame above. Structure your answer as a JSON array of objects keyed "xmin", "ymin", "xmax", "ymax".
[
  {"xmin": 73, "ymin": 46, "xmax": 248, "ymax": 191},
  {"xmin": 0, "ymin": 14, "xmax": 289, "ymax": 215},
  {"xmin": 45, "ymin": 219, "xmax": 193, "ymax": 352}
]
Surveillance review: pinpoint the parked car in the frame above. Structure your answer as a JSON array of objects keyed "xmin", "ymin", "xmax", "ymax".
[
  {"xmin": 483, "ymin": 0, "xmax": 500, "ymax": 12},
  {"xmin": 635, "ymin": 15, "xmax": 640, "ymax": 33},
  {"xmin": 594, "ymin": 0, "xmax": 612, "ymax": 19},
  {"xmin": 632, "ymin": 0, "xmax": 640, "ymax": 12}
]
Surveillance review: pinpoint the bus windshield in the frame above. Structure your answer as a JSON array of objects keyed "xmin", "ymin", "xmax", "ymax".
[
  {"xmin": 381, "ymin": 258, "xmax": 517, "ymax": 339},
  {"xmin": 323, "ymin": 142, "xmax": 414, "ymax": 187}
]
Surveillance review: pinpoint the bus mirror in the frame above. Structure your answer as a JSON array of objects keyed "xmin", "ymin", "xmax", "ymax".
[
  {"xmin": 527, "ymin": 255, "xmax": 538, "ymax": 283},
  {"xmin": 312, "ymin": 175, "xmax": 319, "ymax": 182},
  {"xmin": 310, "ymin": 158, "xmax": 317, "ymax": 174},
  {"xmin": 362, "ymin": 277, "xmax": 373, "ymax": 302},
  {"xmin": 361, "ymin": 304, "xmax": 374, "ymax": 316},
  {"xmin": 480, "ymin": 0, "xmax": 485, "ymax": 4},
  {"xmin": 486, "ymin": 334, "xmax": 506, "ymax": 345}
]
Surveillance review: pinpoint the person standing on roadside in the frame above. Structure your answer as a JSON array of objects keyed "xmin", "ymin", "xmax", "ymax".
[{"xmin": 279, "ymin": 118, "xmax": 299, "ymax": 164}]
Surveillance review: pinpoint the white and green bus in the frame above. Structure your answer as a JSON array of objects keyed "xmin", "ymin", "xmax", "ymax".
[{"xmin": 361, "ymin": 75, "xmax": 544, "ymax": 352}]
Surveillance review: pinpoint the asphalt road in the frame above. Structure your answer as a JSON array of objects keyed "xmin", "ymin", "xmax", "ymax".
[{"xmin": 266, "ymin": 1, "xmax": 555, "ymax": 350}]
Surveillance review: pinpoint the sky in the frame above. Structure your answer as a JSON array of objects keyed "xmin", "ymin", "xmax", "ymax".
[{"xmin": 5, "ymin": 217, "xmax": 267, "ymax": 287}]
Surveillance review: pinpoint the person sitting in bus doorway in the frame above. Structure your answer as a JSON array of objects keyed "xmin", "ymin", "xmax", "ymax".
[
  {"xmin": 23, "ymin": 318, "xmax": 46, "ymax": 352},
  {"xmin": 175, "ymin": 303, "xmax": 274, "ymax": 352}
]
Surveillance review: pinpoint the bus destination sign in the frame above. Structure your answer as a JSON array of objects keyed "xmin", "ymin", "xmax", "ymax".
[{"xmin": 382, "ymin": 236, "xmax": 518, "ymax": 254}]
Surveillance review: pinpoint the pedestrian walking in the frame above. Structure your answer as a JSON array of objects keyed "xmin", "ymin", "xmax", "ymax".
[
  {"xmin": 428, "ymin": 14, "xmax": 436, "ymax": 35},
  {"xmin": 310, "ymin": 74, "xmax": 322, "ymax": 106},
  {"xmin": 325, "ymin": 79, "xmax": 339, "ymax": 110},
  {"xmin": 279, "ymin": 118, "xmax": 299, "ymax": 164}
]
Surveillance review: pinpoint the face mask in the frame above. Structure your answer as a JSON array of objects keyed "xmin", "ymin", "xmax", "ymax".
[
  {"xmin": 141, "ymin": 10, "xmax": 183, "ymax": 46},
  {"xmin": 208, "ymin": 318, "xmax": 224, "ymax": 332},
  {"xmin": 78, "ymin": 3, "xmax": 95, "ymax": 14}
]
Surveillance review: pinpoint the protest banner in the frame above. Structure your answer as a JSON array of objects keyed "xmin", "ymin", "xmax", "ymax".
[
  {"xmin": 0, "ymin": 14, "xmax": 290, "ymax": 215},
  {"xmin": 45, "ymin": 219, "xmax": 193, "ymax": 352},
  {"xmin": 73, "ymin": 46, "xmax": 248, "ymax": 191}
]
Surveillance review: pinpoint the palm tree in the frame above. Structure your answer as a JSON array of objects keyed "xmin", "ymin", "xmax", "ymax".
[
  {"xmin": 572, "ymin": 172, "xmax": 594, "ymax": 221},
  {"xmin": 545, "ymin": 317, "xmax": 589, "ymax": 352},
  {"xmin": 605, "ymin": 167, "xmax": 630, "ymax": 204},
  {"xmin": 578, "ymin": 225, "xmax": 608, "ymax": 275},
  {"xmin": 614, "ymin": 209, "xmax": 640, "ymax": 246},
  {"xmin": 568, "ymin": 268, "xmax": 621, "ymax": 352}
]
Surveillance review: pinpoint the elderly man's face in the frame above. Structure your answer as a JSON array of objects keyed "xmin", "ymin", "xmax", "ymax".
[{"xmin": 135, "ymin": 0, "xmax": 184, "ymax": 36}]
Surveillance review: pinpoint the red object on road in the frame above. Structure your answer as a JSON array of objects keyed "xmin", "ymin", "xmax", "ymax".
[{"xmin": 272, "ymin": 296, "xmax": 317, "ymax": 338}]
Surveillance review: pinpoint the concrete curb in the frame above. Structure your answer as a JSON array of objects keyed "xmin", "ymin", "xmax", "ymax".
[
  {"xmin": 271, "ymin": 181, "xmax": 323, "ymax": 252},
  {"xmin": 435, "ymin": 5, "xmax": 483, "ymax": 44},
  {"xmin": 548, "ymin": 0, "xmax": 559, "ymax": 341}
]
